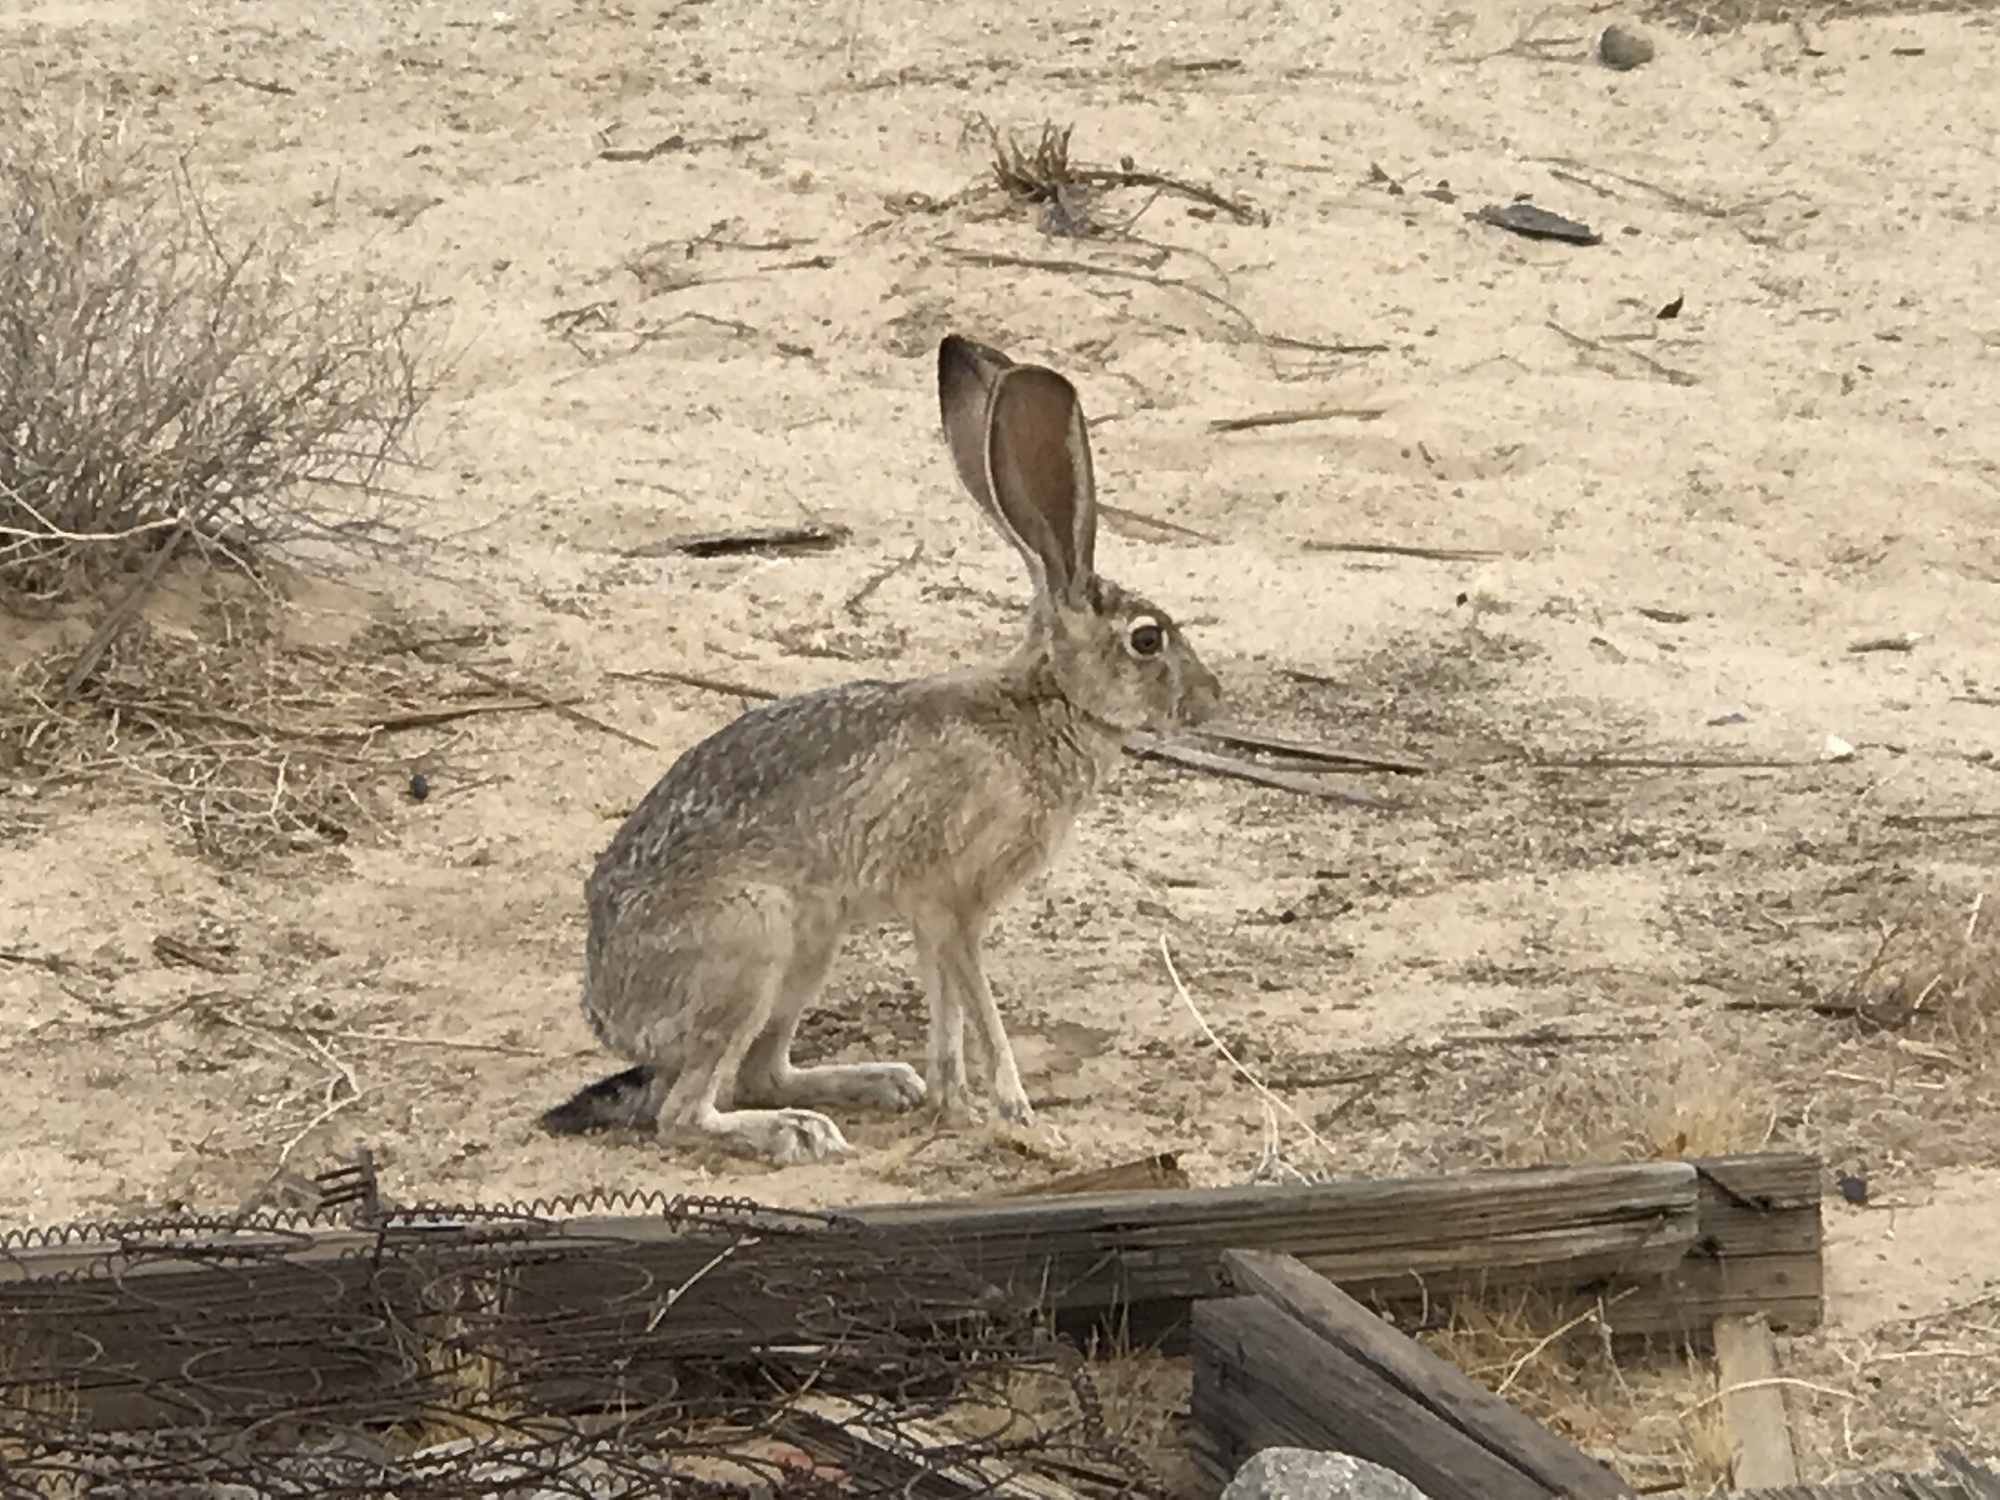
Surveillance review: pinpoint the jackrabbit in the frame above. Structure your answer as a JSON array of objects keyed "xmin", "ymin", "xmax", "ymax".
[{"xmin": 539, "ymin": 334, "xmax": 1223, "ymax": 1164}]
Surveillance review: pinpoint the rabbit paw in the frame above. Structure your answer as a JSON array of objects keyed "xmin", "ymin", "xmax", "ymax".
[
  {"xmin": 853, "ymin": 1062, "xmax": 926, "ymax": 1112},
  {"xmin": 764, "ymin": 1109, "xmax": 853, "ymax": 1165},
  {"xmin": 993, "ymin": 1077, "xmax": 1035, "ymax": 1127}
]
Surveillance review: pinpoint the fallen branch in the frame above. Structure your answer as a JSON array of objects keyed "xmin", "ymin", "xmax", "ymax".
[
  {"xmin": 1303, "ymin": 539, "xmax": 1502, "ymax": 562},
  {"xmin": 459, "ymin": 664, "xmax": 657, "ymax": 752},
  {"xmin": 1546, "ymin": 320, "xmax": 1698, "ymax": 387},
  {"xmin": 1210, "ymin": 407, "xmax": 1387, "ymax": 433},
  {"xmin": 1127, "ymin": 734, "xmax": 1402, "ymax": 807},
  {"xmin": 1195, "ymin": 726, "xmax": 1429, "ymax": 775},
  {"xmin": 597, "ymin": 128, "xmax": 767, "ymax": 162},
  {"xmin": 844, "ymin": 540, "xmax": 924, "ymax": 617},
  {"xmin": 622, "ymin": 522, "xmax": 850, "ymax": 560},
  {"xmin": 944, "ymin": 247, "xmax": 1266, "ymax": 343},
  {"xmin": 607, "ymin": 667, "xmax": 779, "ymax": 703},
  {"xmin": 1096, "ymin": 502, "xmax": 1220, "ymax": 544}
]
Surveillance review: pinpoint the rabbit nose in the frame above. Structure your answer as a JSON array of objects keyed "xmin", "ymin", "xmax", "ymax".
[{"xmin": 1185, "ymin": 661, "xmax": 1224, "ymax": 722}]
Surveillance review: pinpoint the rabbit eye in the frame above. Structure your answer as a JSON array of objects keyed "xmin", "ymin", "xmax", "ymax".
[{"xmin": 1128, "ymin": 618, "xmax": 1164, "ymax": 657}]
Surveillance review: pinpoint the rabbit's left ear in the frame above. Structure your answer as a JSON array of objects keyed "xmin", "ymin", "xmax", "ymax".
[
  {"xmin": 983, "ymin": 363, "xmax": 1098, "ymax": 607},
  {"xmin": 938, "ymin": 334, "xmax": 1015, "ymax": 523}
]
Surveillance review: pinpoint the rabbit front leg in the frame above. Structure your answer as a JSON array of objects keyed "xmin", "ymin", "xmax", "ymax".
[
  {"xmin": 933, "ymin": 929, "xmax": 1033, "ymax": 1126},
  {"xmin": 914, "ymin": 921, "xmax": 974, "ymax": 1124}
]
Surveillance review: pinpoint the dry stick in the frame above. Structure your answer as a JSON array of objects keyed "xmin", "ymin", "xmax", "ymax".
[
  {"xmin": 1303, "ymin": 540, "xmax": 1502, "ymax": 562},
  {"xmin": 1196, "ymin": 725, "xmax": 1429, "ymax": 775},
  {"xmin": 1073, "ymin": 165, "xmax": 1260, "ymax": 224},
  {"xmin": 299, "ymin": 1025, "xmax": 576, "ymax": 1059},
  {"xmin": 459, "ymin": 664, "xmax": 658, "ymax": 751},
  {"xmin": 1209, "ymin": 407, "xmax": 1387, "ymax": 433},
  {"xmin": 1128, "ymin": 735, "xmax": 1400, "ymax": 807},
  {"xmin": 1096, "ymin": 502, "xmax": 1220, "ymax": 544},
  {"xmin": 608, "ymin": 667, "xmax": 778, "ymax": 702},
  {"xmin": 1535, "ymin": 156, "xmax": 1730, "ymax": 219},
  {"xmin": 1512, "ymin": 753, "xmax": 1816, "ymax": 771},
  {"xmin": 944, "ymin": 248, "xmax": 1265, "ymax": 342},
  {"xmin": 56, "ymin": 511, "xmax": 200, "ymax": 706},
  {"xmin": 1545, "ymin": 320, "xmax": 1698, "ymax": 388},
  {"xmin": 1159, "ymin": 936, "xmax": 1341, "ymax": 1171},
  {"xmin": 844, "ymin": 540, "xmax": 924, "ymax": 617}
]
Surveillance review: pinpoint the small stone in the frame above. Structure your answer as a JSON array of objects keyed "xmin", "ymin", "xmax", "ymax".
[
  {"xmin": 1223, "ymin": 1448, "xmax": 1433, "ymax": 1500},
  {"xmin": 1599, "ymin": 23, "xmax": 1656, "ymax": 69}
]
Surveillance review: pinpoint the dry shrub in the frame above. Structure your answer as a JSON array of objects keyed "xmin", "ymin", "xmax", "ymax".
[
  {"xmin": 0, "ymin": 578, "xmax": 485, "ymax": 860},
  {"xmin": 1499, "ymin": 1033, "xmax": 1774, "ymax": 1168},
  {"xmin": 0, "ymin": 106, "xmax": 436, "ymax": 604},
  {"xmin": 1797, "ymin": 885, "xmax": 2000, "ymax": 1174},
  {"xmin": 1846, "ymin": 892, "xmax": 1999, "ymax": 1058}
]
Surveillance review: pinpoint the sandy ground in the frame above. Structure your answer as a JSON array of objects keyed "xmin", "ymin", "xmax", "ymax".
[{"xmin": 4, "ymin": 0, "xmax": 1999, "ymax": 1482}]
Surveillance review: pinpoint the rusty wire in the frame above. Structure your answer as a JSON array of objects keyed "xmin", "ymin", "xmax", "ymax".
[{"xmin": 0, "ymin": 1185, "xmax": 1168, "ymax": 1499}]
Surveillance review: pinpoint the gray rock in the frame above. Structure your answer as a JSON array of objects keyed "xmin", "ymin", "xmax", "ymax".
[
  {"xmin": 1223, "ymin": 1448, "xmax": 1433, "ymax": 1500},
  {"xmin": 1598, "ymin": 23, "xmax": 1657, "ymax": 69}
]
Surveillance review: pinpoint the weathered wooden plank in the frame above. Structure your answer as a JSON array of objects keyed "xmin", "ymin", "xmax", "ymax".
[
  {"xmin": 1220, "ymin": 1249, "xmax": 1633, "ymax": 1499},
  {"xmin": 0, "ymin": 1156, "xmax": 1786, "ymax": 1430},
  {"xmin": 1713, "ymin": 1314, "xmax": 1798, "ymax": 1489},
  {"xmin": 1603, "ymin": 1154, "xmax": 1824, "ymax": 1342},
  {"xmin": 1191, "ymin": 1295, "xmax": 1556, "ymax": 1500},
  {"xmin": 848, "ymin": 1158, "xmax": 1700, "ymax": 1314}
]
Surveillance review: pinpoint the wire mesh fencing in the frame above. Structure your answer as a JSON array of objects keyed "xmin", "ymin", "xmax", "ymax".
[{"xmin": 0, "ymin": 1172, "xmax": 1170, "ymax": 1499}]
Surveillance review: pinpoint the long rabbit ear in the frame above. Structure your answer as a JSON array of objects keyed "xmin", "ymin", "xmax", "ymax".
[
  {"xmin": 937, "ymin": 334, "xmax": 1015, "ymax": 524},
  {"xmin": 984, "ymin": 364, "xmax": 1098, "ymax": 607}
]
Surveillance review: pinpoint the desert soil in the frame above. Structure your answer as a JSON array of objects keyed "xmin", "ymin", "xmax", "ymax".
[{"xmin": 4, "ymin": 0, "xmax": 1999, "ymax": 1484}]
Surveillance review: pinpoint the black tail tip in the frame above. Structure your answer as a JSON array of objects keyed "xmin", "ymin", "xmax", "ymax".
[{"xmin": 538, "ymin": 1064, "xmax": 658, "ymax": 1136}]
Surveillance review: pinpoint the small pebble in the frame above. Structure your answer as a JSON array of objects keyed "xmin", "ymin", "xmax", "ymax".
[
  {"xmin": 409, "ymin": 771, "xmax": 430, "ymax": 802},
  {"xmin": 1599, "ymin": 23, "xmax": 1656, "ymax": 70}
]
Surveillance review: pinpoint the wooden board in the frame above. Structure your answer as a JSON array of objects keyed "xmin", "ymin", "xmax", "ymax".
[
  {"xmin": 1603, "ymin": 1154, "xmax": 1824, "ymax": 1342},
  {"xmin": 1191, "ymin": 1295, "xmax": 1557, "ymax": 1500},
  {"xmin": 1713, "ymin": 1314, "xmax": 1798, "ymax": 1489},
  {"xmin": 1217, "ymin": 1249, "xmax": 1633, "ymax": 1499},
  {"xmin": 1, "ymin": 1155, "xmax": 1804, "ymax": 1430}
]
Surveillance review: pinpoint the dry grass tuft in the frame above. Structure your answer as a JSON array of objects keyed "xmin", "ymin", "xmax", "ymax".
[
  {"xmin": 1846, "ymin": 892, "xmax": 1999, "ymax": 1056},
  {"xmin": 0, "ymin": 104, "xmax": 437, "ymax": 606},
  {"xmin": 0, "ymin": 576, "xmax": 489, "ymax": 860},
  {"xmin": 941, "ymin": 1320, "xmax": 1196, "ymax": 1495},
  {"xmin": 1499, "ymin": 1032, "xmax": 1775, "ymax": 1168},
  {"xmin": 985, "ymin": 119, "xmax": 1082, "ymax": 203},
  {"xmin": 1418, "ymin": 1290, "xmax": 1732, "ymax": 1494}
]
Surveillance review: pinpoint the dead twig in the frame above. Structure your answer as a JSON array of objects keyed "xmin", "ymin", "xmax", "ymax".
[
  {"xmin": 623, "ymin": 522, "xmax": 851, "ymax": 560},
  {"xmin": 1848, "ymin": 632, "xmax": 1923, "ymax": 654},
  {"xmin": 1546, "ymin": 320, "xmax": 1698, "ymax": 387},
  {"xmin": 1210, "ymin": 407, "xmax": 1387, "ymax": 433},
  {"xmin": 458, "ymin": 665, "xmax": 657, "ymax": 752},
  {"xmin": 1095, "ymin": 502, "xmax": 1220, "ymax": 544},
  {"xmin": 943, "ymin": 247, "xmax": 1265, "ymax": 343},
  {"xmin": 606, "ymin": 667, "xmax": 780, "ymax": 703},
  {"xmin": 1127, "ymin": 734, "xmax": 1401, "ymax": 806},
  {"xmin": 844, "ymin": 540, "xmax": 924, "ymax": 617},
  {"xmin": 1196, "ymin": 726, "xmax": 1429, "ymax": 775},
  {"xmin": 597, "ymin": 128, "xmax": 767, "ymax": 162},
  {"xmin": 205, "ymin": 73, "xmax": 295, "ymax": 96},
  {"xmin": 1515, "ymin": 753, "xmax": 1817, "ymax": 771},
  {"xmin": 1303, "ymin": 540, "xmax": 1503, "ymax": 562}
]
